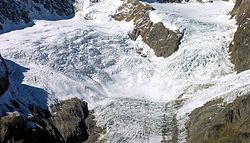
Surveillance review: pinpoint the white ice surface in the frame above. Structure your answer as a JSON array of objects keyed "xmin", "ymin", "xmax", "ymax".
[{"xmin": 1, "ymin": 0, "xmax": 249, "ymax": 143}]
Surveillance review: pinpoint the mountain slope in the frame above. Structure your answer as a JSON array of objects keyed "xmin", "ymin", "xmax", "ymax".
[
  {"xmin": 0, "ymin": 0, "xmax": 76, "ymax": 33},
  {"xmin": 1, "ymin": 0, "xmax": 250, "ymax": 143}
]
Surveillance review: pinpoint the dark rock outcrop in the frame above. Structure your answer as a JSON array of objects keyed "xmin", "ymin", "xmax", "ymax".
[
  {"xmin": 113, "ymin": 0, "xmax": 182, "ymax": 58},
  {"xmin": 50, "ymin": 98, "xmax": 89, "ymax": 143},
  {"xmin": 0, "ymin": 98, "xmax": 89, "ymax": 143},
  {"xmin": 0, "ymin": 54, "xmax": 9, "ymax": 96},
  {"xmin": 0, "ymin": 112, "xmax": 26, "ymax": 143},
  {"xmin": 230, "ymin": 0, "xmax": 250, "ymax": 72},
  {"xmin": 0, "ymin": 0, "xmax": 76, "ymax": 32},
  {"xmin": 188, "ymin": 94, "xmax": 250, "ymax": 143}
]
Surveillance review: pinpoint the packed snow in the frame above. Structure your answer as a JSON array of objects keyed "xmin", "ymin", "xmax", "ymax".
[{"xmin": 1, "ymin": 0, "xmax": 249, "ymax": 143}]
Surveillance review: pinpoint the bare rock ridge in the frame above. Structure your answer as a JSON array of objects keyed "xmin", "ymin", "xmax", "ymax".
[
  {"xmin": 230, "ymin": 0, "xmax": 250, "ymax": 72},
  {"xmin": 0, "ymin": 0, "xmax": 76, "ymax": 32},
  {"xmin": 0, "ymin": 54, "xmax": 9, "ymax": 96},
  {"xmin": 113, "ymin": 0, "xmax": 183, "ymax": 58},
  {"xmin": 188, "ymin": 94, "xmax": 250, "ymax": 143}
]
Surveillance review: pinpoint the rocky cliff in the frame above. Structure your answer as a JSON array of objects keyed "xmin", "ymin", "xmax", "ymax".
[
  {"xmin": 188, "ymin": 94, "xmax": 250, "ymax": 143},
  {"xmin": 113, "ymin": 0, "xmax": 183, "ymax": 58},
  {"xmin": 0, "ymin": 98, "xmax": 89, "ymax": 143},
  {"xmin": 0, "ymin": 0, "xmax": 76, "ymax": 32},
  {"xmin": 0, "ymin": 54, "xmax": 9, "ymax": 96},
  {"xmin": 230, "ymin": 0, "xmax": 250, "ymax": 72}
]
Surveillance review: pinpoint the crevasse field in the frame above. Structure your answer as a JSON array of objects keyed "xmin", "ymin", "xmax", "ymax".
[{"xmin": 1, "ymin": 0, "xmax": 250, "ymax": 142}]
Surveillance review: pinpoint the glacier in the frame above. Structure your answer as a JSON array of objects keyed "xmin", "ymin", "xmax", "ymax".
[{"xmin": 1, "ymin": 0, "xmax": 250, "ymax": 143}]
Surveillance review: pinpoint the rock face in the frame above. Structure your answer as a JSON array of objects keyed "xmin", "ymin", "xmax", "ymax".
[
  {"xmin": 0, "ymin": 98, "xmax": 89, "ymax": 143},
  {"xmin": 113, "ymin": 0, "xmax": 182, "ymax": 58},
  {"xmin": 188, "ymin": 94, "xmax": 250, "ymax": 143},
  {"xmin": 84, "ymin": 111, "xmax": 106, "ymax": 143},
  {"xmin": 0, "ymin": 0, "xmax": 76, "ymax": 32},
  {"xmin": 0, "ymin": 54, "xmax": 9, "ymax": 96},
  {"xmin": 230, "ymin": 0, "xmax": 250, "ymax": 72},
  {"xmin": 50, "ymin": 98, "xmax": 89, "ymax": 143}
]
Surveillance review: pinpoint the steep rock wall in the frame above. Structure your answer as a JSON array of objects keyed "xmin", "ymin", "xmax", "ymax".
[
  {"xmin": 188, "ymin": 94, "xmax": 250, "ymax": 143},
  {"xmin": 230, "ymin": 0, "xmax": 250, "ymax": 72},
  {"xmin": 0, "ymin": 98, "xmax": 89, "ymax": 143}
]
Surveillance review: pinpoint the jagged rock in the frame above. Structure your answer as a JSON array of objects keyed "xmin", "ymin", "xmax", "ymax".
[
  {"xmin": 0, "ymin": 98, "xmax": 89, "ymax": 143},
  {"xmin": 143, "ymin": 22, "xmax": 182, "ymax": 57},
  {"xmin": 113, "ymin": 0, "xmax": 154, "ymax": 22},
  {"xmin": 84, "ymin": 110, "xmax": 106, "ymax": 143},
  {"xmin": 0, "ymin": 112, "xmax": 25, "ymax": 142},
  {"xmin": 230, "ymin": 0, "xmax": 250, "ymax": 72},
  {"xmin": 0, "ymin": 0, "xmax": 76, "ymax": 31},
  {"xmin": 188, "ymin": 94, "xmax": 250, "ymax": 143},
  {"xmin": 50, "ymin": 98, "xmax": 89, "ymax": 143},
  {"xmin": 113, "ymin": 0, "xmax": 182, "ymax": 58},
  {"xmin": 0, "ymin": 54, "xmax": 9, "ymax": 96},
  {"xmin": 231, "ymin": 0, "xmax": 250, "ymax": 24}
]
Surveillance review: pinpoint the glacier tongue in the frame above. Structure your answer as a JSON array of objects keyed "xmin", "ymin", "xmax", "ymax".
[
  {"xmin": 94, "ymin": 98, "xmax": 183, "ymax": 143},
  {"xmin": 1, "ymin": 0, "xmax": 250, "ymax": 143}
]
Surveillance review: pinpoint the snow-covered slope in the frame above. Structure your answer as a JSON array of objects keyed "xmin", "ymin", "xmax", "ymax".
[
  {"xmin": 1, "ymin": 0, "xmax": 249, "ymax": 143},
  {"xmin": 0, "ymin": 0, "xmax": 88, "ymax": 33}
]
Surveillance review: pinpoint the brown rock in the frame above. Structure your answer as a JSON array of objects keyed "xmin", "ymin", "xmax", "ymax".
[
  {"xmin": 0, "ymin": 112, "xmax": 26, "ymax": 142},
  {"xmin": 50, "ymin": 98, "xmax": 89, "ymax": 143},
  {"xmin": 230, "ymin": 0, "xmax": 250, "ymax": 73},
  {"xmin": 113, "ymin": 0, "xmax": 154, "ymax": 22},
  {"xmin": 231, "ymin": 0, "xmax": 250, "ymax": 24},
  {"xmin": 0, "ymin": 98, "xmax": 89, "ymax": 143},
  {"xmin": 113, "ymin": 0, "xmax": 182, "ymax": 58},
  {"xmin": 84, "ymin": 110, "xmax": 106, "ymax": 143},
  {"xmin": 143, "ymin": 22, "xmax": 182, "ymax": 57},
  {"xmin": 188, "ymin": 94, "xmax": 250, "ymax": 143}
]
